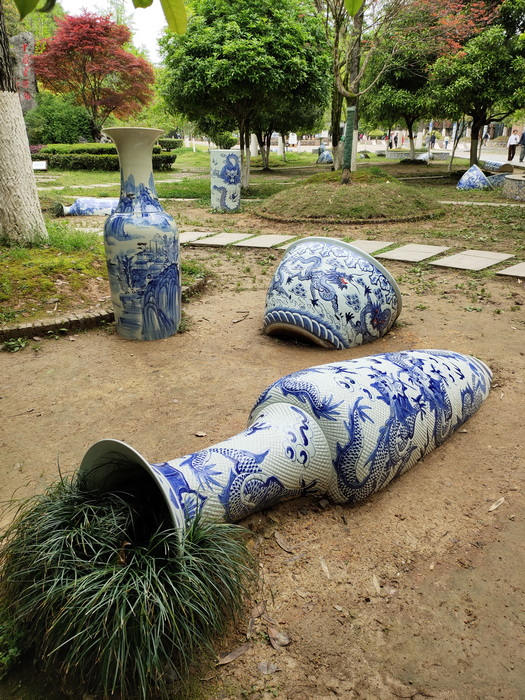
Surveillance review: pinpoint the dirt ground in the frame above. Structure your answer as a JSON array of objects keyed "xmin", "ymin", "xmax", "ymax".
[{"xmin": 0, "ymin": 208, "xmax": 524, "ymax": 700}]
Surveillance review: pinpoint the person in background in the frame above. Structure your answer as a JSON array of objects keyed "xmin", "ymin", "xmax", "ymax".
[
  {"xmin": 519, "ymin": 129, "xmax": 525, "ymax": 163},
  {"xmin": 507, "ymin": 129, "xmax": 520, "ymax": 161}
]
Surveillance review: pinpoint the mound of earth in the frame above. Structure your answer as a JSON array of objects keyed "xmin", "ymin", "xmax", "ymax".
[{"xmin": 255, "ymin": 179, "xmax": 443, "ymax": 224}]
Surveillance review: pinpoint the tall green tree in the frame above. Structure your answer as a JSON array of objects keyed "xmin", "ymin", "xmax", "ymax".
[
  {"xmin": 430, "ymin": 20, "xmax": 525, "ymax": 165},
  {"xmin": 160, "ymin": 0, "xmax": 331, "ymax": 188}
]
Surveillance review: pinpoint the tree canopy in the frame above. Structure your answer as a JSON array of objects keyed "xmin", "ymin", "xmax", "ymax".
[
  {"xmin": 160, "ymin": 0, "xmax": 331, "ymax": 184},
  {"xmin": 429, "ymin": 5, "xmax": 525, "ymax": 164},
  {"xmin": 33, "ymin": 11, "xmax": 155, "ymax": 138}
]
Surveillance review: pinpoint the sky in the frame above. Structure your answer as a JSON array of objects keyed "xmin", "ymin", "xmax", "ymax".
[{"xmin": 58, "ymin": 0, "xmax": 168, "ymax": 64}]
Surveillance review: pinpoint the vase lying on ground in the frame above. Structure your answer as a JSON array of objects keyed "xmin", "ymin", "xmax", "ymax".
[
  {"xmin": 210, "ymin": 149, "xmax": 241, "ymax": 211},
  {"xmin": 80, "ymin": 349, "xmax": 492, "ymax": 530},
  {"xmin": 102, "ymin": 127, "xmax": 180, "ymax": 341},
  {"xmin": 55, "ymin": 197, "xmax": 120, "ymax": 217},
  {"xmin": 263, "ymin": 237, "xmax": 402, "ymax": 349}
]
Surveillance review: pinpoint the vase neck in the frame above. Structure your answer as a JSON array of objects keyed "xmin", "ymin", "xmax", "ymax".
[{"xmin": 102, "ymin": 128, "xmax": 163, "ymax": 204}]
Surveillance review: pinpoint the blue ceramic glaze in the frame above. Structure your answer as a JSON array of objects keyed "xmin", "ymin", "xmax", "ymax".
[{"xmin": 102, "ymin": 128, "xmax": 180, "ymax": 341}]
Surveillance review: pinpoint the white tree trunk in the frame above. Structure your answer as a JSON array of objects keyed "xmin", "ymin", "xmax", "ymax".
[
  {"xmin": 241, "ymin": 145, "xmax": 250, "ymax": 189},
  {"xmin": 0, "ymin": 91, "xmax": 47, "ymax": 244}
]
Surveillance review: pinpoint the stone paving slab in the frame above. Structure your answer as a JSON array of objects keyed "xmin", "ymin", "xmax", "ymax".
[
  {"xmin": 192, "ymin": 232, "xmax": 253, "ymax": 246},
  {"xmin": 179, "ymin": 231, "xmax": 215, "ymax": 244},
  {"xmin": 234, "ymin": 234, "xmax": 296, "ymax": 248},
  {"xmin": 430, "ymin": 249, "xmax": 514, "ymax": 271},
  {"xmin": 496, "ymin": 262, "xmax": 525, "ymax": 278},
  {"xmin": 376, "ymin": 243, "xmax": 451, "ymax": 262},
  {"xmin": 347, "ymin": 239, "xmax": 394, "ymax": 254},
  {"xmin": 438, "ymin": 200, "xmax": 525, "ymax": 208}
]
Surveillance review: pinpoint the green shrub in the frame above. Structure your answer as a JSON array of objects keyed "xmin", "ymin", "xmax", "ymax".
[
  {"xmin": 24, "ymin": 93, "xmax": 92, "ymax": 145},
  {"xmin": 39, "ymin": 143, "xmax": 161, "ymax": 155},
  {"xmin": 158, "ymin": 138, "xmax": 183, "ymax": 151},
  {"xmin": 213, "ymin": 132, "xmax": 238, "ymax": 149},
  {"xmin": 31, "ymin": 153, "xmax": 175, "ymax": 171}
]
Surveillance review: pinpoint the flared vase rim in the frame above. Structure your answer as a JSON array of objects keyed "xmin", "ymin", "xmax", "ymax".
[
  {"xmin": 79, "ymin": 438, "xmax": 184, "ymax": 528},
  {"xmin": 102, "ymin": 127, "xmax": 164, "ymax": 137}
]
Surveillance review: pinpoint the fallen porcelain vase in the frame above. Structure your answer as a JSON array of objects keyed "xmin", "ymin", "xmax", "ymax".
[
  {"xmin": 55, "ymin": 197, "xmax": 120, "ymax": 216},
  {"xmin": 80, "ymin": 349, "xmax": 491, "ymax": 529},
  {"xmin": 263, "ymin": 237, "xmax": 402, "ymax": 349}
]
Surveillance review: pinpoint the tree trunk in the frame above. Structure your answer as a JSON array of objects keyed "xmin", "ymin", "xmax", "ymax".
[
  {"xmin": 0, "ymin": 5, "xmax": 47, "ymax": 245},
  {"xmin": 255, "ymin": 130, "xmax": 271, "ymax": 170},
  {"xmin": 330, "ymin": 84, "xmax": 344, "ymax": 159},
  {"xmin": 238, "ymin": 119, "xmax": 251, "ymax": 190},
  {"xmin": 469, "ymin": 117, "xmax": 484, "ymax": 166},
  {"xmin": 406, "ymin": 120, "xmax": 416, "ymax": 158}
]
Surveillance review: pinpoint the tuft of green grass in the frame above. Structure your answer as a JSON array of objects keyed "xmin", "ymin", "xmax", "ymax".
[
  {"xmin": 0, "ymin": 474, "xmax": 255, "ymax": 699},
  {"xmin": 47, "ymin": 220, "xmax": 102, "ymax": 252}
]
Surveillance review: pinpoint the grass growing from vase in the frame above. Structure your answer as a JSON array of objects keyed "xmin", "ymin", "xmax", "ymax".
[{"xmin": 0, "ymin": 474, "xmax": 254, "ymax": 699}]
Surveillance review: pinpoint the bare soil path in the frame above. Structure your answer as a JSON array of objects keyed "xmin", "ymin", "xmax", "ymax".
[{"xmin": 0, "ymin": 232, "xmax": 524, "ymax": 699}]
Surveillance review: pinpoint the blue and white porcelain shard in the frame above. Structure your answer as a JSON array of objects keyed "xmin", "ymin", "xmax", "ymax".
[
  {"xmin": 102, "ymin": 127, "xmax": 181, "ymax": 341},
  {"xmin": 316, "ymin": 146, "xmax": 334, "ymax": 164},
  {"xmin": 457, "ymin": 164, "xmax": 493, "ymax": 190},
  {"xmin": 487, "ymin": 173, "xmax": 506, "ymax": 188},
  {"xmin": 263, "ymin": 237, "xmax": 402, "ymax": 349},
  {"xmin": 210, "ymin": 149, "xmax": 241, "ymax": 211},
  {"xmin": 79, "ymin": 349, "xmax": 492, "ymax": 531},
  {"xmin": 481, "ymin": 161, "xmax": 513, "ymax": 173},
  {"xmin": 59, "ymin": 197, "xmax": 120, "ymax": 216}
]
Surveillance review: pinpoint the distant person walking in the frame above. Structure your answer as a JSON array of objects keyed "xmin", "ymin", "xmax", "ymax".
[
  {"xmin": 507, "ymin": 129, "xmax": 520, "ymax": 161},
  {"xmin": 519, "ymin": 129, "xmax": 525, "ymax": 163}
]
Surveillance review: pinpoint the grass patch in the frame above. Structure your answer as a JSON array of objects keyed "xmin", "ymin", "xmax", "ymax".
[
  {"xmin": 157, "ymin": 177, "xmax": 288, "ymax": 203},
  {"xmin": 256, "ymin": 176, "xmax": 443, "ymax": 222},
  {"xmin": 0, "ymin": 224, "xmax": 209, "ymax": 325},
  {"xmin": 0, "ymin": 474, "xmax": 254, "ymax": 699}
]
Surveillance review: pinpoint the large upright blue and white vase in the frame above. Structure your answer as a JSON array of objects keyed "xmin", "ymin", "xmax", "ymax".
[
  {"xmin": 264, "ymin": 237, "xmax": 402, "ymax": 349},
  {"xmin": 210, "ymin": 149, "xmax": 241, "ymax": 211},
  {"xmin": 102, "ymin": 127, "xmax": 180, "ymax": 341}
]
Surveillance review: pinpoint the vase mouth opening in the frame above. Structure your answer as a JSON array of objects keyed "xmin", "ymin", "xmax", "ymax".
[{"xmin": 79, "ymin": 439, "xmax": 177, "ymax": 529}]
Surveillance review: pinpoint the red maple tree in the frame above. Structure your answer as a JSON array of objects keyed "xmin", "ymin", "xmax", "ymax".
[
  {"xmin": 407, "ymin": 0, "xmax": 500, "ymax": 55},
  {"xmin": 33, "ymin": 12, "xmax": 155, "ymax": 138}
]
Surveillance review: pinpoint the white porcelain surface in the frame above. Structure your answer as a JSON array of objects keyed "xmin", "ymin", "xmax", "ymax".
[
  {"xmin": 457, "ymin": 164, "xmax": 492, "ymax": 190},
  {"xmin": 210, "ymin": 149, "xmax": 241, "ymax": 211},
  {"xmin": 79, "ymin": 350, "xmax": 492, "ymax": 528},
  {"xmin": 102, "ymin": 128, "xmax": 181, "ymax": 341},
  {"xmin": 263, "ymin": 237, "xmax": 402, "ymax": 349},
  {"xmin": 62, "ymin": 197, "xmax": 119, "ymax": 216}
]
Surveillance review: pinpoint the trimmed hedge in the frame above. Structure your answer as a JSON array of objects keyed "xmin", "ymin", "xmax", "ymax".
[
  {"xmin": 31, "ymin": 153, "xmax": 177, "ymax": 171},
  {"xmin": 158, "ymin": 138, "xmax": 183, "ymax": 151},
  {"xmin": 38, "ymin": 143, "xmax": 162, "ymax": 155}
]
